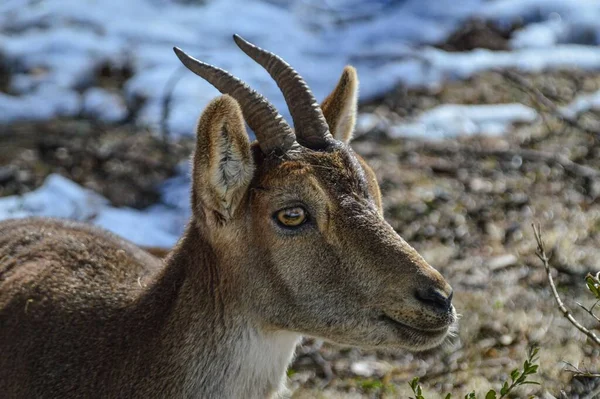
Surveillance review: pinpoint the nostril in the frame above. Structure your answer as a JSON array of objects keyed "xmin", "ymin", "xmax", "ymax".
[{"xmin": 415, "ymin": 287, "xmax": 453, "ymax": 311}]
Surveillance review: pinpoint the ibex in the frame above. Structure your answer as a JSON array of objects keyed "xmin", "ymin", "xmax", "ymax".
[{"xmin": 0, "ymin": 35, "xmax": 456, "ymax": 398}]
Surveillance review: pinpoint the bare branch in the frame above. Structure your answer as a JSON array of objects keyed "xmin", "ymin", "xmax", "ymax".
[
  {"xmin": 563, "ymin": 361, "xmax": 600, "ymax": 378},
  {"xmin": 427, "ymin": 144, "xmax": 600, "ymax": 180},
  {"xmin": 532, "ymin": 224, "xmax": 600, "ymax": 346},
  {"xmin": 576, "ymin": 300, "xmax": 600, "ymax": 324},
  {"xmin": 160, "ymin": 67, "xmax": 185, "ymax": 156},
  {"xmin": 475, "ymin": 147, "xmax": 600, "ymax": 180},
  {"xmin": 499, "ymin": 70, "xmax": 600, "ymax": 138}
]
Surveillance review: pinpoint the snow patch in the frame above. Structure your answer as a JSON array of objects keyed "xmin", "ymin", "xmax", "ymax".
[
  {"xmin": 561, "ymin": 90, "xmax": 600, "ymax": 119},
  {"xmin": 7, "ymin": 0, "xmax": 600, "ymax": 134},
  {"xmin": 0, "ymin": 85, "xmax": 80, "ymax": 124},
  {"xmin": 0, "ymin": 174, "xmax": 107, "ymax": 220},
  {"xmin": 0, "ymin": 174, "xmax": 180, "ymax": 247},
  {"xmin": 390, "ymin": 104, "xmax": 538, "ymax": 139},
  {"xmin": 82, "ymin": 88, "xmax": 128, "ymax": 123}
]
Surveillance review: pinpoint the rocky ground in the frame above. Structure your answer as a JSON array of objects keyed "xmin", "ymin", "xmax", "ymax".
[
  {"xmin": 2, "ymin": 67, "xmax": 600, "ymax": 397},
  {"xmin": 292, "ymin": 69, "xmax": 600, "ymax": 399}
]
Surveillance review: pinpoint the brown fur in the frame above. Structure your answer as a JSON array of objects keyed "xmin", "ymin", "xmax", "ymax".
[
  {"xmin": 322, "ymin": 66, "xmax": 358, "ymax": 143},
  {"xmin": 142, "ymin": 246, "xmax": 170, "ymax": 258},
  {"xmin": 0, "ymin": 68, "xmax": 455, "ymax": 398}
]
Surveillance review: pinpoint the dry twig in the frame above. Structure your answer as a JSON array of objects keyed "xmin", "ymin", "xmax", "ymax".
[
  {"xmin": 427, "ymin": 143, "xmax": 600, "ymax": 180},
  {"xmin": 499, "ymin": 69, "xmax": 600, "ymax": 138},
  {"xmin": 563, "ymin": 361, "xmax": 600, "ymax": 379},
  {"xmin": 472, "ymin": 147, "xmax": 600, "ymax": 179},
  {"xmin": 532, "ymin": 224, "xmax": 600, "ymax": 346},
  {"xmin": 160, "ymin": 67, "xmax": 185, "ymax": 157},
  {"xmin": 576, "ymin": 300, "xmax": 600, "ymax": 324},
  {"xmin": 563, "ymin": 360, "xmax": 600, "ymax": 399}
]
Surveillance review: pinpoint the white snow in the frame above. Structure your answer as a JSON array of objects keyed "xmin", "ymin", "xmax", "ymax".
[
  {"xmin": 0, "ymin": 174, "xmax": 181, "ymax": 247},
  {"xmin": 509, "ymin": 18, "xmax": 566, "ymax": 49},
  {"xmin": 561, "ymin": 90, "xmax": 600, "ymax": 120},
  {"xmin": 3, "ymin": 0, "xmax": 600, "ymax": 136},
  {"xmin": 402, "ymin": 46, "xmax": 600, "ymax": 86},
  {"xmin": 93, "ymin": 206, "xmax": 180, "ymax": 247},
  {"xmin": 0, "ymin": 85, "xmax": 80, "ymax": 124},
  {"xmin": 0, "ymin": 174, "xmax": 107, "ymax": 221},
  {"xmin": 389, "ymin": 104, "xmax": 538, "ymax": 139},
  {"xmin": 82, "ymin": 88, "xmax": 128, "ymax": 123},
  {"xmin": 3, "ymin": 0, "xmax": 600, "ymax": 246}
]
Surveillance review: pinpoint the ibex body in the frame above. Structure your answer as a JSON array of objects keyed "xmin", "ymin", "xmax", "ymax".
[{"xmin": 0, "ymin": 35, "xmax": 455, "ymax": 398}]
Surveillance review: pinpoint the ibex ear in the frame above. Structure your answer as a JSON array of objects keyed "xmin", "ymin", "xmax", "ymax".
[
  {"xmin": 321, "ymin": 66, "xmax": 359, "ymax": 144},
  {"xmin": 192, "ymin": 95, "xmax": 255, "ymax": 223}
]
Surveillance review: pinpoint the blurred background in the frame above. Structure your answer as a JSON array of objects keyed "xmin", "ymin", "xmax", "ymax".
[{"xmin": 2, "ymin": 0, "xmax": 600, "ymax": 397}]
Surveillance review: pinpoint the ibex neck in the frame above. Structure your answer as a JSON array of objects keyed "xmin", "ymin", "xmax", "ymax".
[{"xmin": 159, "ymin": 223, "xmax": 301, "ymax": 398}]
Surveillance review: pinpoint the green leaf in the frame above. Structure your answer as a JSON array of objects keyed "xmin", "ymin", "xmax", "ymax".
[
  {"xmin": 500, "ymin": 381, "xmax": 509, "ymax": 396},
  {"xmin": 528, "ymin": 364, "xmax": 539, "ymax": 374},
  {"xmin": 586, "ymin": 274, "xmax": 600, "ymax": 299},
  {"xmin": 409, "ymin": 377, "xmax": 419, "ymax": 391},
  {"xmin": 445, "ymin": 394, "xmax": 453, "ymax": 399},
  {"xmin": 510, "ymin": 369, "xmax": 520, "ymax": 381},
  {"xmin": 486, "ymin": 389, "xmax": 498, "ymax": 399}
]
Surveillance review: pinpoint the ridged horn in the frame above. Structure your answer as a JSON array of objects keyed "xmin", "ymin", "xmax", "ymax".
[
  {"xmin": 173, "ymin": 47, "xmax": 297, "ymax": 155},
  {"xmin": 233, "ymin": 34, "xmax": 334, "ymax": 149}
]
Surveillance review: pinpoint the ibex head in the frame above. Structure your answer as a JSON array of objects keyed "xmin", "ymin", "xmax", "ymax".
[{"xmin": 174, "ymin": 35, "xmax": 456, "ymax": 351}]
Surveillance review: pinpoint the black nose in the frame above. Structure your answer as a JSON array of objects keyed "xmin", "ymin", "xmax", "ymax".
[{"xmin": 415, "ymin": 287, "xmax": 453, "ymax": 312}]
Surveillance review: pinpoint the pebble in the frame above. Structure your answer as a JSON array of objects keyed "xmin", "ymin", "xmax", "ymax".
[
  {"xmin": 488, "ymin": 254, "xmax": 518, "ymax": 271},
  {"xmin": 350, "ymin": 360, "xmax": 392, "ymax": 378}
]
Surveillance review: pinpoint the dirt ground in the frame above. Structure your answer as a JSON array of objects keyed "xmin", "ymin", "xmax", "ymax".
[{"xmin": 2, "ymin": 68, "xmax": 600, "ymax": 398}]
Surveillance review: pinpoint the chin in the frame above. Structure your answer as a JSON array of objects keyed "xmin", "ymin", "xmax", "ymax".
[
  {"xmin": 315, "ymin": 327, "xmax": 452, "ymax": 354},
  {"xmin": 403, "ymin": 319, "xmax": 460, "ymax": 352},
  {"xmin": 304, "ymin": 313, "xmax": 459, "ymax": 352},
  {"xmin": 371, "ymin": 312, "xmax": 459, "ymax": 352}
]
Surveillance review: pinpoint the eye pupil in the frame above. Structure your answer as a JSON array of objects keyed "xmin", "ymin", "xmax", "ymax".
[{"xmin": 276, "ymin": 207, "xmax": 307, "ymax": 227}]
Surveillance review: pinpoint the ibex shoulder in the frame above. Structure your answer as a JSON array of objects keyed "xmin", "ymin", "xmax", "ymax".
[{"xmin": 0, "ymin": 217, "xmax": 163, "ymax": 312}]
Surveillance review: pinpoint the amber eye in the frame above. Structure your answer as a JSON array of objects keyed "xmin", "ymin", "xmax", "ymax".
[{"xmin": 275, "ymin": 207, "xmax": 307, "ymax": 228}]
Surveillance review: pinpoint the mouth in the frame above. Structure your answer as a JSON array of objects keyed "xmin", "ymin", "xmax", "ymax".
[
  {"xmin": 377, "ymin": 313, "xmax": 454, "ymax": 350},
  {"xmin": 379, "ymin": 314, "xmax": 450, "ymax": 334}
]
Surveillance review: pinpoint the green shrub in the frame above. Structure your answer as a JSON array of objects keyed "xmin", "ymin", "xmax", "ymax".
[{"xmin": 409, "ymin": 347, "xmax": 539, "ymax": 399}]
